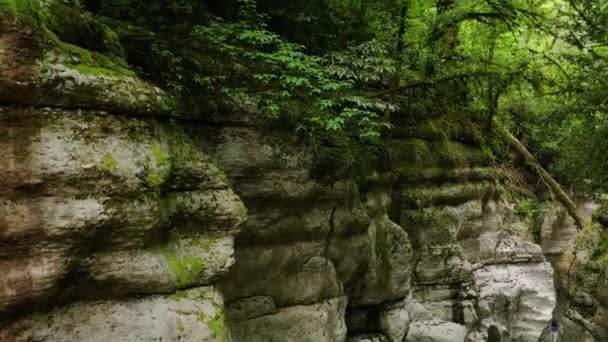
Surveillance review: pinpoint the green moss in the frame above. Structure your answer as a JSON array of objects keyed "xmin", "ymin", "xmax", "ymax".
[
  {"xmin": 310, "ymin": 140, "xmax": 389, "ymax": 184},
  {"xmin": 147, "ymin": 170, "xmax": 164, "ymax": 188},
  {"xmin": 392, "ymin": 138, "xmax": 491, "ymax": 184},
  {"xmin": 173, "ymin": 255, "xmax": 205, "ymax": 287},
  {"xmin": 97, "ymin": 153, "xmax": 117, "ymax": 173},
  {"xmin": 170, "ymin": 253, "xmax": 205, "ymax": 288},
  {"xmin": 72, "ymin": 64, "xmax": 125, "ymax": 76},
  {"xmin": 1, "ymin": 0, "xmax": 78, "ymax": 14},
  {"xmin": 60, "ymin": 41, "xmax": 97, "ymax": 61},
  {"xmin": 146, "ymin": 141, "xmax": 171, "ymax": 188},
  {"xmin": 1, "ymin": 0, "xmax": 132, "ymax": 77},
  {"xmin": 210, "ymin": 165, "xmax": 231, "ymax": 185},
  {"xmin": 166, "ymin": 130, "xmax": 233, "ymax": 188},
  {"xmin": 157, "ymin": 242, "xmax": 206, "ymax": 289},
  {"xmin": 151, "ymin": 142, "xmax": 170, "ymax": 169},
  {"xmin": 434, "ymin": 141, "xmax": 484, "ymax": 168},
  {"xmin": 401, "ymin": 182, "xmax": 493, "ymax": 208},
  {"xmin": 196, "ymin": 311, "xmax": 228, "ymax": 339},
  {"xmin": 207, "ymin": 313, "xmax": 226, "ymax": 339},
  {"xmin": 58, "ymin": 42, "xmax": 135, "ymax": 77},
  {"xmin": 0, "ymin": 0, "xmax": 18, "ymax": 13},
  {"xmin": 0, "ymin": 0, "xmax": 49, "ymax": 26},
  {"xmin": 52, "ymin": 13, "xmax": 126, "ymax": 58},
  {"xmin": 409, "ymin": 138, "xmax": 436, "ymax": 166},
  {"xmin": 391, "ymin": 139, "xmax": 442, "ymax": 175},
  {"xmin": 514, "ymin": 198, "xmax": 546, "ymax": 218},
  {"xmin": 155, "ymin": 232, "xmax": 225, "ymax": 289}
]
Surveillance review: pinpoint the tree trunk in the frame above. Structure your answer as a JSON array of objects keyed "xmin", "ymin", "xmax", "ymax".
[
  {"xmin": 385, "ymin": 1, "xmax": 408, "ymax": 122},
  {"xmin": 501, "ymin": 128, "xmax": 588, "ymax": 230}
]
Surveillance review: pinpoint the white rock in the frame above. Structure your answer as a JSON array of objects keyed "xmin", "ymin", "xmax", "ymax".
[
  {"xmin": 2, "ymin": 287, "xmax": 230, "ymax": 341},
  {"xmin": 474, "ymin": 262, "xmax": 556, "ymax": 342},
  {"xmin": 230, "ymin": 296, "xmax": 347, "ymax": 342},
  {"xmin": 380, "ymin": 298, "xmax": 411, "ymax": 342},
  {"xmin": 405, "ymin": 319, "xmax": 467, "ymax": 342}
]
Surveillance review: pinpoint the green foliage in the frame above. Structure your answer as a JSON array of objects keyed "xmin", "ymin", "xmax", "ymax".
[
  {"xmin": 498, "ymin": 1, "xmax": 608, "ymax": 189},
  {"xmin": 0, "ymin": 0, "xmax": 48, "ymax": 24},
  {"xmin": 256, "ymin": 0, "xmax": 376, "ymax": 52},
  {"xmin": 81, "ymin": 0, "xmax": 608, "ymax": 187},
  {"xmin": 96, "ymin": 0, "xmax": 212, "ymax": 33},
  {"xmin": 514, "ymin": 198, "xmax": 546, "ymax": 218},
  {"xmin": 325, "ymin": 40, "xmax": 397, "ymax": 84},
  {"xmin": 158, "ymin": 235, "xmax": 214, "ymax": 288},
  {"xmin": 134, "ymin": 0, "xmax": 397, "ymax": 140}
]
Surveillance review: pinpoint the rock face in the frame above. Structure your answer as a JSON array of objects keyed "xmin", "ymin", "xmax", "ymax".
[
  {"xmin": 0, "ymin": 3, "xmax": 245, "ymax": 341},
  {"xmin": 190, "ymin": 119, "xmax": 557, "ymax": 341},
  {"xmin": 5, "ymin": 287, "xmax": 230, "ymax": 342},
  {"xmin": 541, "ymin": 199, "xmax": 608, "ymax": 342},
  {"xmin": 0, "ymin": 2, "xmax": 559, "ymax": 341}
]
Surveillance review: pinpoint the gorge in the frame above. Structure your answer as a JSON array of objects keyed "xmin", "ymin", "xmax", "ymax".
[{"xmin": 2, "ymin": 1, "xmax": 608, "ymax": 341}]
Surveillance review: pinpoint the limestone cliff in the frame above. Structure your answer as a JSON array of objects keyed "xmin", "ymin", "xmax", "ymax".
[
  {"xmin": 0, "ymin": 2, "xmax": 561, "ymax": 341},
  {"xmin": 540, "ymin": 199, "xmax": 608, "ymax": 342},
  {"xmin": 0, "ymin": 2, "xmax": 245, "ymax": 340}
]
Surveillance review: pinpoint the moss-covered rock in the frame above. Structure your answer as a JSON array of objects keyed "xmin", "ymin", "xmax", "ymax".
[
  {"xmin": 350, "ymin": 217, "xmax": 413, "ymax": 306},
  {"xmin": 155, "ymin": 232, "xmax": 234, "ymax": 289},
  {"xmin": 390, "ymin": 138, "xmax": 490, "ymax": 181},
  {"xmin": 0, "ymin": 0, "xmax": 123, "ymax": 56},
  {"xmin": 593, "ymin": 202, "xmax": 608, "ymax": 228},
  {"xmin": 0, "ymin": 105, "xmax": 246, "ymax": 320},
  {"xmin": 0, "ymin": 0, "xmax": 173, "ymax": 114}
]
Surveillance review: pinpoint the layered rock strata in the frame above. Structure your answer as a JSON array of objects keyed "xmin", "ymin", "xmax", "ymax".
[
  {"xmin": 1, "ymin": 2, "xmax": 245, "ymax": 340},
  {"xmin": 0, "ymin": 2, "xmax": 559, "ymax": 341}
]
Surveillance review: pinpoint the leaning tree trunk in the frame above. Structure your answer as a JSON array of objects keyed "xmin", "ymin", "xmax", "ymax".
[{"xmin": 501, "ymin": 128, "xmax": 588, "ymax": 230}]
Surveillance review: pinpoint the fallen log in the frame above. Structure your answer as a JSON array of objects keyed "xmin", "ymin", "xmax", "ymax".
[{"xmin": 500, "ymin": 127, "xmax": 588, "ymax": 230}]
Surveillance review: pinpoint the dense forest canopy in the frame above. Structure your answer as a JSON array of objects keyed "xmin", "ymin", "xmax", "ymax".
[{"xmin": 79, "ymin": 0, "xmax": 608, "ymax": 191}]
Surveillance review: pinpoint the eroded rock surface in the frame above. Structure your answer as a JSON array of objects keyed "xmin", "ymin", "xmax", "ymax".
[
  {"xmin": 2, "ymin": 287, "xmax": 230, "ymax": 342},
  {"xmin": 0, "ymin": 2, "xmax": 560, "ymax": 341},
  {"xmin": 548, "ymin": 202, "xmax": 608, "ymax": 342},
  {"xmin": 1, "ymin": 3, "xmax": 244, "ymax": 340}
]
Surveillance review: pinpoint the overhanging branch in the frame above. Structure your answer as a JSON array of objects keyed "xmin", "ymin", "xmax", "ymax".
[{"xmin": 369, "ymin": 71, "xmax": 521, "ymax": 98}]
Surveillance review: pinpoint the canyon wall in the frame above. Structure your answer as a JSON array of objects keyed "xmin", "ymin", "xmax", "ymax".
[{"xmin": 0, "ymin": 2, "xmax": 566, "ymax": 341}]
